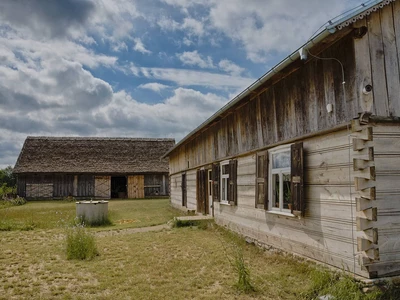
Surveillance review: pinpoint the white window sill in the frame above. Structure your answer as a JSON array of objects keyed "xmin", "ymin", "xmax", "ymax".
[
  {"xmin": 266, "ymin": 210, "xmax": 297, "ymax": 218},
  {"xmin": 220, "ymin": 201, "xmax": 231, "ymax": 206}
]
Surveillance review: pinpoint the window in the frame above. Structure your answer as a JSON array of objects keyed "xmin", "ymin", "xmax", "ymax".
[
  {"xmin": 269, "ymin": 146, "xmax": 291, "ymax": 213},
  {"xmin": 220, "ymin": 161, "xmax": 230, "ymax": 203},
  {"xmin": 212, "ymin": 159, "xmax": 238, "ymax": 205},
  {"xmin": 256, "ymin": 142, "xmax": 304, "ymax": 216}
]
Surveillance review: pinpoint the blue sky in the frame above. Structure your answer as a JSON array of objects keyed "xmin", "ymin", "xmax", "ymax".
[{"xmin": 0, "ymin": 0, "xmax": 365, "ymax": 168}]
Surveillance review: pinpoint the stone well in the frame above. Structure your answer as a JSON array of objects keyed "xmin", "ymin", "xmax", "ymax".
[{"xmin": 76, "ymin": 200, "xmax": 109, "ymax": 225}]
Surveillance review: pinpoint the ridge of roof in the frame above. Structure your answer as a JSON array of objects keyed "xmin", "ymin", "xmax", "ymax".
[
  {"xmin": 26, "ymin": 136, "xmax": 175, "ymax": 142},
  {"xmin": 163, "ymin": 0, "xmax": 394, "ymax": 158}
]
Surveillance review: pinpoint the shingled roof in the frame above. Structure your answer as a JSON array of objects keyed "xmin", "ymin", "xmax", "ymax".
[{"xmin": 13, "ymin": 137, "xmax": 175, "ymax": 174}]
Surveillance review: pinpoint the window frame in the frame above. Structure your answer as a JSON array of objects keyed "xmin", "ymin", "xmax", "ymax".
[
  {"xmin": 220, "ymin": 160, "xmax": 230, "ymax": 205},
  {"xmin": 268, "ymin": 144, "xmax": 292, "ymax": 214}
]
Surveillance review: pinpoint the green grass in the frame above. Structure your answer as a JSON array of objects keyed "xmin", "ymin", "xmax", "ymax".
[
  {"xmin": 0, "ymin": 198, "xmax": 184, "ymax": 231},
  {"xmin": 1, "ymin": 200, "xmax": 399, "ymax": 299}
]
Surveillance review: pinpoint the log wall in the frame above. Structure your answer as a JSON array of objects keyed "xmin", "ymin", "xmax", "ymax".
[{"xmin": 367, "ymin": 122, "xmax": 400, "ymax": 277}]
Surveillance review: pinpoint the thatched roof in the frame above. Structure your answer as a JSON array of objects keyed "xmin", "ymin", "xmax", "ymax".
[{"xmin": 14, "ymin": 137, "xmax": 175, "ymax": 174}]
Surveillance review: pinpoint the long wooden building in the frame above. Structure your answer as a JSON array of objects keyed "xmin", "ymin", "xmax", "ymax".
[
  {"xmin": 14, "ymin": 137, "xmax": 175, "ymax": 200},
  {"xmin": 164, "ymin": 0, "xmax": 400, "ymax": 279}
]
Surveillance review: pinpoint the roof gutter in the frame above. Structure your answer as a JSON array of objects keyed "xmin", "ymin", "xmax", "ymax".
[{"xmin": 163, "ymin": 0, "xmax": 387, "ymax": 158}]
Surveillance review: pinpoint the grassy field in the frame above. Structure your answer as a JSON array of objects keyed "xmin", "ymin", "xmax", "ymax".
[
  {"xmin": 0, "ymin": 198, "xmax": 183, "ymax": 231},
  {"xmin": 0, "ymin": 199, "xmax": 398, "ymax": 299}
]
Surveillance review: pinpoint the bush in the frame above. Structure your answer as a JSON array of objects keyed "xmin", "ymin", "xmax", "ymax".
[{"xmin": 66, "ymin": 223, "xmax": 98, "ymax": 260}]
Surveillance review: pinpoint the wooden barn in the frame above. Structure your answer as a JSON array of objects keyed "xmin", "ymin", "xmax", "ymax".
[
  {"xmin": 164, "ymin": 0, "xmax": 400, "ymax": 279},
  {"xmin": 14, "ymin": 137, "xmax": 174, "ymax": 200}
]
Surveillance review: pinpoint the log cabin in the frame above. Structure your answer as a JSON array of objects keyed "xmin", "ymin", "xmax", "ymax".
[
  {"xmin": 164, "ymin": 0, "xmax": 400, "ymax": 279},
  {"xmin": 14, "ymin": 137, "xmax": 174, "ymax": 200}
]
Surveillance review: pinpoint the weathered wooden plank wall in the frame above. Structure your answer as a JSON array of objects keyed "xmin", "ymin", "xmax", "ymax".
[
  {"xmin": 367, "ymin": 3, "xmax": 400, "ymax": 116},
  {"xmin": 212, "ymin": 129, "xmax": 368, "ymax": 277},
  {"xmin": 169, "ymin": 33, "xmax": 358, "ymax": 174},
  {"xmin": 185, "ymin": 170, "xmax": 197, "ymax": 211},
  {"xmin": 371, "ymin": 123, "xmax": 400, "ymax": 276},
  {"xmin": 77, "ymin": 175, "xmax": 95, "ymax": 197},
  {"xmin": 53, "ymin": 174, "xmax": 74, "ymax": 197},
  {"xmin": 170, "ymin": 173, "xmax": 182, "ymax": 209},
  {"xmin": 144, "ymin": 174, "xmax": 168, "ymax": 196}
]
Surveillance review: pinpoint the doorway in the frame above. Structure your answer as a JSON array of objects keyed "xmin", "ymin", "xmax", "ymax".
[
  {"xmin": 111, "ymin": 176, "xmax": 127, "ymax": 198},
  {"xmin": 182, "ymin": 173, "xmax": 187, "ymax": 207}
]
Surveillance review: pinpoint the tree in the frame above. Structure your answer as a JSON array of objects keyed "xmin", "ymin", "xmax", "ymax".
[{"xmin": 0, "ymin": 166, "xmax": 16, "ymax": 187}]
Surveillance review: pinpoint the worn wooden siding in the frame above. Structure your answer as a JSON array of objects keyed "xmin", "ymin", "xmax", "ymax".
[
  {"xmin": 186, "ymin": 170, "xmax": 197, "ymax": 211},
  {"xmin": 210, "ymin": 129, "xmax": 368, "ymax": 278},
  {"xmin": 77, "ymin": 175, "xmax": 95, "ymax": 197},
  {"xmin": 170, "ymin": 171, "xmax": 197, "ymax": 211},
  {"xmin": 17, "ymin": 175, "xmax": 26, "ymax": 197},
  {"xmin": 369, "ymin": 123, "xmax": 400, "ymax": 276},
  {"xmin": 169, "ymin": 34, "xmax": 358, "ymax": 173},
  {"xmin": 170, "ymin": 173, "xmax": 182, "ymax": 209},
  {"xmin": 144, "ymin": 174, "xmax": 168, "ymax": 196},
  {"xmin": 53, "ymin": 174, "xmax": 74, "ymax": 198},
  {"xmin": 362, "ymin": 3, "xmax": 400, "ymax": 117}
]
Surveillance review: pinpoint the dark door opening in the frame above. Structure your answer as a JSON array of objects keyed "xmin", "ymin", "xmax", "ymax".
[
  {"xmin": 182, "ymin": 173, "xmax": 187, "ymax": 207},
  {"xmin": 111, "ymin": 176, "xmax": 127, "ymax": 198}
]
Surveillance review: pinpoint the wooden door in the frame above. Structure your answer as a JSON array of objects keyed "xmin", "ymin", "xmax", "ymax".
[
  {"xmin": 181, "ymin": 173, "xmax": 187, "ymax": 207},
  {"xmin": 127, "ymin": 175, "xmax": 144, "ymax": 199},
  {"xmin": 196, "ymin": 169, "xmax": 207, "ymax": 214},
  {"xmin": 95, "ymin": 176, "xmax": 111, "ymax": 199}
]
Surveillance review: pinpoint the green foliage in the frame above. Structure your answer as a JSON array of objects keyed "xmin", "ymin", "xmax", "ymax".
[
  {"xmin": 303, "ymin": 268, "xmax": 382, "ymax": 300},
  {"xmin": 172, "ymin": 218, "xmax": 211, "ymax": 230},
  {"xmin": 0, "ymin": 166, "xmax": 16, "ymax": 187},
  {"xmin": 66, "ymin": 222, "xmax": 98, "ymax": 260}
]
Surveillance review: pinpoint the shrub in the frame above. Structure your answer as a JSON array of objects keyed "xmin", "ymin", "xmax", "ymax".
[
  {"xmin": 172, "ymin": 218, "xmax": 211, "ymax": 230},
  {"xmin": 66, "ymin": 223, "xmax": 98, "ymax": 260}
]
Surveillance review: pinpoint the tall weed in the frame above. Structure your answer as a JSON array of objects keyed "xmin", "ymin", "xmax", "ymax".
[{"xmin": 65, "ymin": 222, "xmax": 98, "ymax": 260}]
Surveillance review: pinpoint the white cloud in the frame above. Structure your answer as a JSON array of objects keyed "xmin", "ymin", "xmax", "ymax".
[
  {"xmin": 137, "ymin": 67, "xmax": 254, "ymax": 89},
  {"xmin": 177, "ymin": 51, "xmax": 214, "ymax": 68},
  {"xmin": 182, "ymin": 17, "xmax": 205, "ymax": 37},
  {"xmin": 138, "ymin": 82, "xmax": 170, "ymax": 92},
  {"xmin": 218, "ymin": 59, "xmax": 244, "ymax": 76},
  {"xmin": 133, "ymin": 38, "xmax": 151, "ymax": 54}
]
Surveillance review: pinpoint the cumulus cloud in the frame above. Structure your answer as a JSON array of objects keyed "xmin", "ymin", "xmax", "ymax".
[
  {"xmin": 136, "ymin": 67, "xmax": 254, "ymax": 89},
  {"xmin": 177, "ymin": 51, "xmax": 214, "ymax": 68},
  {"xmin": 0, "ymin": 0, "xmax": 95, "ymax": 39},
  {"xmin": 133, "ymin": 38, "xmax": 151, "ymax": 54},
  {"xmin": 218, "ymin": 59, "xmax": 244, "ymax": 76},
  {"xmin": 138, "ymin": 83, "xmax": 170, "ymax": 92}
]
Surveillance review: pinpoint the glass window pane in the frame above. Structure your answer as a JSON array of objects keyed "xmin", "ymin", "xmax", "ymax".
[
  {"xmin": 283, "ymin": 173, "xmax": 291, "ymax": 209},
  {"xmin": 272, "ymin": 174, "xmax": 280, "ymax": 208},
  {"xmin": 272, "ymin": 151, "xmax": 290, "ymax": 169},
  {"xmin": 222, "ymin": 164, "xmax": 230, "ymax": 175},
  {"xmin": 257, "ymin": 183, "xmax": 264, "ymax": 205},
  {"xmin": 222, "ymin": 178, "xmax": 227, "ymax": 201}
]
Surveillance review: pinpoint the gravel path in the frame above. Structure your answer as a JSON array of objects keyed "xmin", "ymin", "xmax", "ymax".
[{"xmin": 95, "ymin": 223, "xmax": 171, "ymax": 237}]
